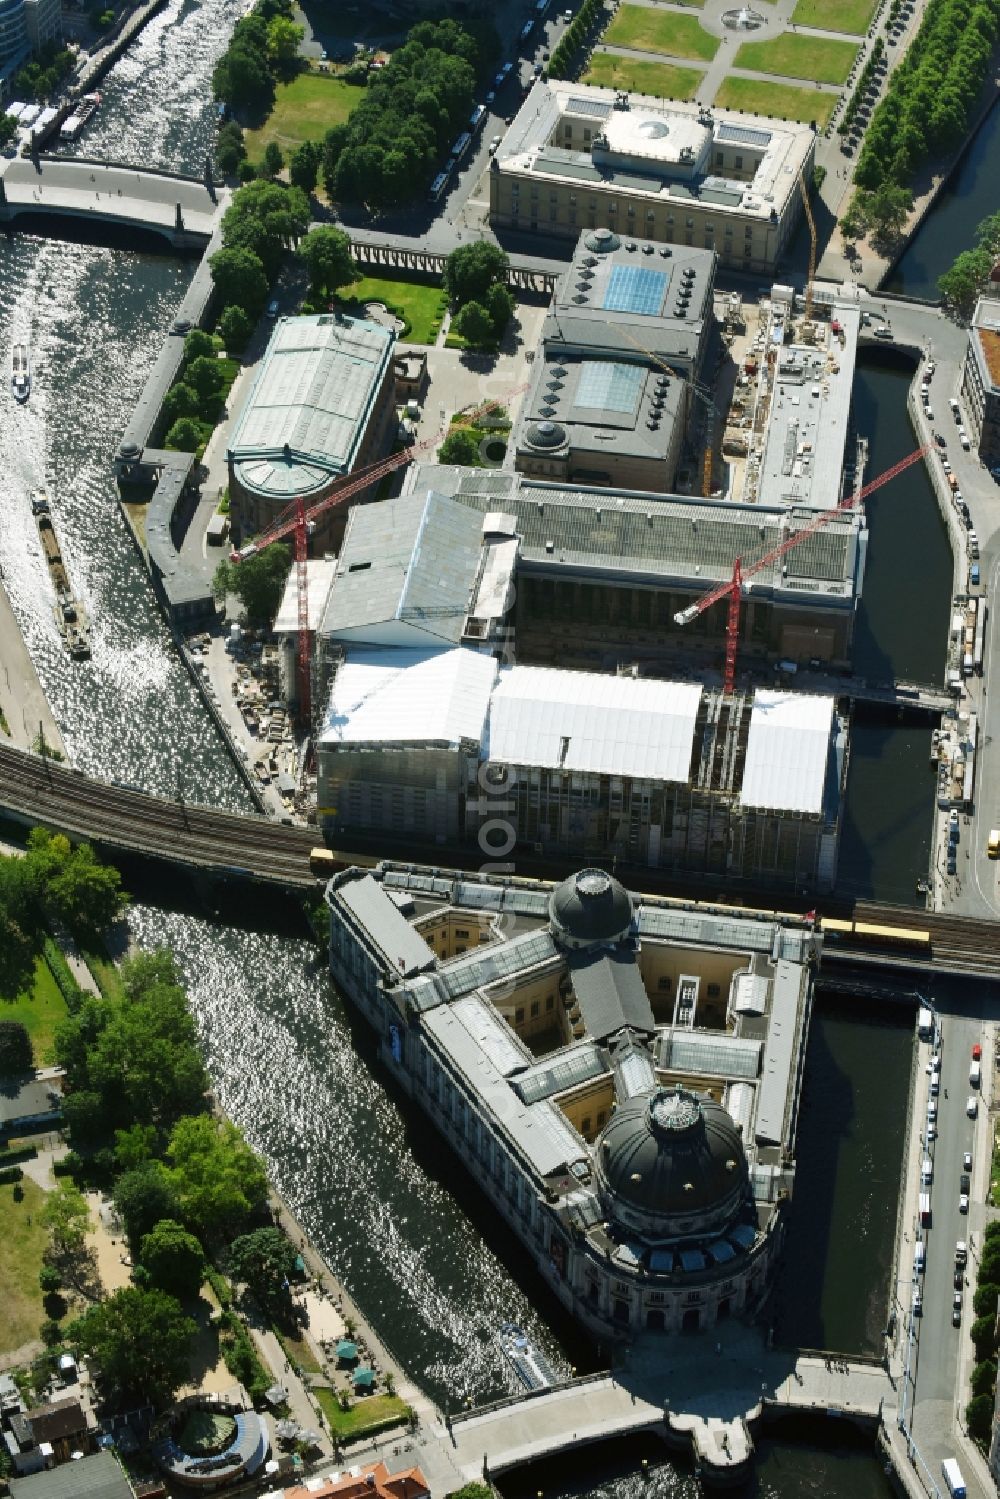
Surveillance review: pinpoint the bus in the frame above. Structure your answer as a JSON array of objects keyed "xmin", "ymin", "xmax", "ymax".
[
  {"xmin": 429, "ymin": 170, "xmax": 450, "ymax": 202},
  {"xmin": 469, "ymin": 103, "xmax": 487, "ymax": 134},
  {"xmin": 450, "ymin": 131, "xmax": 473, "ymax": 165},
  {"xmin": 519, "ymin": 18, "xmax": 535, "ymax": 41},
  {"xmin": 535, "ymin": 0, "xmax": 549, "ymax": 15}
]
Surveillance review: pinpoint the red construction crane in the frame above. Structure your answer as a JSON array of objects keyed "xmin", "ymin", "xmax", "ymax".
[
  {"xmin": 230, "ymin": 384, "xmax": 530, "ymax": 723},
  {"xmin": 674, "ymin": 444, "xmax": 931, "ymax": 695}
]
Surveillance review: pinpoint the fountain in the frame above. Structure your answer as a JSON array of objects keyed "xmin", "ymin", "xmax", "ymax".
[{"xmin": 721, "ymin": 3, "xmax": 767, "ymax": 28}]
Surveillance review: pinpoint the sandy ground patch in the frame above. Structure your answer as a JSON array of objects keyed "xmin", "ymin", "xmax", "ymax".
[
  {"xmin": 84, "ymin": 1194, "xmax": 132, "ymax": 1297},
  {"xmin": 297, "ymin": 1288, "xmax": 346, "ymax": 1346}
]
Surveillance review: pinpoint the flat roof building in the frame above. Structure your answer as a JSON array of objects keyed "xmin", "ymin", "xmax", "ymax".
[
  {"xmin": 415, "ymin": 465, "xmax": 867, "ymax": 668},
  {"xmin": 490, "ymin": 83, "xmax": 817, "ymax": 273},
  {"xmin": 319, "ymin": 654, "xmax": 847, "ymax": 891},
  {"xmin": 227, "ymin": 313, "xmax": 396, "ymax": 552},
  {"xmin": 961, "ymin": 296, "xmax": 1000, "ymax": 467},
  {"xmin": 326, "ymin": 861, "xmax": 817, "ymax": 1341}
]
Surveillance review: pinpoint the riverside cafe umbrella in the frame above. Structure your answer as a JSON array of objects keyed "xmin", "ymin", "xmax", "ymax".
[
  {"xmin": 336, "ymin": 1340, "xmax": 359, "ymax": 1364},
  {"xmin": 351, "ymin": 1367, "xmax": 375, "ymax": 1392},
  {"xmin": 264, "ymin": 1385, "xmax": 288, "ymax": 1408}
]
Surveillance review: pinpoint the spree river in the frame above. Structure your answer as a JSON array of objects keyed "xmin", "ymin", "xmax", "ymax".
[{"xmin": 0, "ymin": 0, "xmax": 927, "ymax": 1485}]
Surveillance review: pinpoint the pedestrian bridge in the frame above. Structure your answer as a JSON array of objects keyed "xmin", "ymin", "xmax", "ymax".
[
  {"xmin": 0, "ymin": 155, "xmax": 227, "ymax": 248},
  {"xmin": 447, "ymin": 1349, "xmax": 893, "ymax": 1484}
]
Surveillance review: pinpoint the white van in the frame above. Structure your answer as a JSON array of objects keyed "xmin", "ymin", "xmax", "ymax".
[
  {"xmin": 914, "ymin": 1241, "xmax": 926, "ymax": 1274},
  {"xmin": 942, "ymin": 1458, "xmax": 967, "ymax": 1498},
  {"xmin": 921, "ymin": 1157, "xmax": 933, "ymax": 1185},
  {"xmin": 970, "ymin": 1061, "xmax": 981, "ymax": 1088}
]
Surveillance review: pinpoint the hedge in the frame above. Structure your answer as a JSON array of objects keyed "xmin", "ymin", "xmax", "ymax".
[
  {"xmin": 0, "ymin": 1144, "xmax": 38, "ymax": 1168},
  {"xmin": 42, "ymin": 939, "xmax": 84, "ymax": 1014},
  {"xmin": 0, "ymin": 1165, "xmax": 25, "ymax": 1185}
]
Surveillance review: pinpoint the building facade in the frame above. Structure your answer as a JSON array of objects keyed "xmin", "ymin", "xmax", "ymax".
[
  {"xmin": 0, "ymin": 0, "xmax": 29, "ymax": 101},
  {"xmin": 227, "ymin": 313, "xmax": 396, "ymax": 552},
  {"xmin": 490, "ymin": 84, "xmax": 816, "ymax": 273},
  {"xmin": 961, "ymin": 296, "xmax": 1000, "ymax": 468},
  {"xmin": 326, "ymin": 864, "xmax": 815, "ymax": 1341}
]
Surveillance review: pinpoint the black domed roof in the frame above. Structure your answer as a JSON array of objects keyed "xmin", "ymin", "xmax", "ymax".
[
  {"xmin": 526, "ymin": 419, "xmax": 567, "ymax": 449},
  {"xmin": 596, "ymin": 1089, "xmax": 748, "ymax": 1228},
  {"xmin": 549, "ymin": 869, "xmax": 633, "ymax": 948}
]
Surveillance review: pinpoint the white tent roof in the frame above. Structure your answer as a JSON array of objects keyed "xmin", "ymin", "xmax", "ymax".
[
  {"xmin": 740, "ymin": 689, "xmax": 834, "ymax": 814},
  {"xmin": 320, "ymin": 647, "xmax": 498, "ymax": 749},
  {"xmin": 486, "ymin": 666, "xmax": 702, "ymax": 781},
  {"xmin": 274, "ymin": 558, "xmax": 337, "ymax": 635}
]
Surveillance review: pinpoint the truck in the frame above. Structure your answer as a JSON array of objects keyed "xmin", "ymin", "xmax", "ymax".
[
  {"xmin": 988, "ymin": 829, "xmax": 1000, "ymax": 859},
  {"xmin": 917, "ymin": 1006, "xmax": 934, "ymax": 1040},
  {"xmin": 919, "ymin": 1192, "xmax": 931, "ymax": 1227},
  {"xmin": 942, "ymin": 1458, "xmax": 966, "ymax": 1499}
]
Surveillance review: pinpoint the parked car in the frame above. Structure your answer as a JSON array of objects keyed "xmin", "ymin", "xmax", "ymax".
[
  {"xmin": 959, "ymin": 1193, "xmax": 969, "ymax": 1214},
  {"xmin": 934, "ymin": 432, "xmax": 946, "ymax": 447},
  {"xmin": 953, "ymin": 1293, "xmax": 962, "ymax": 1326},
  {"xmin": 960, "ymin": 1173, "xmax": 971, "ymax": 1193},
  {"xmin": 873, "ymin": 326, "xmax": 892, "ymax": 340},
  {"xmin": 972, "ymin": 1042, "xmax": 982, "ymax": 1060},
  {"xmin": 954, "ymin": 1267, "xmax": 965, "ymax": 1290},
  {"xmin": 960, "ymin": 429, "xmax": 971, "ymax": 450},
  {"xmin": 963, "ymin": 1152, "xmax": 973, "ymax": 1172},
  {"xmin": 967, "ymin": 1095, "xmax": 978, "ymax": 1118}
]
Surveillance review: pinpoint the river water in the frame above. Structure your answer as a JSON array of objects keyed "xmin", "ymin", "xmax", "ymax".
[{"xmin": 0, "ymin": 1, "xmax": 932, "ymax": 1484}]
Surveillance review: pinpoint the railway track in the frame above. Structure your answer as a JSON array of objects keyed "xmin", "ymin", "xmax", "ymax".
[
  {"xmin": 0, "ymin": 743, "xmax": 315, "ymax": 886},
  {"xmin": 855, "ymin": 900, "xmax": 1000, "ymax": 973}
]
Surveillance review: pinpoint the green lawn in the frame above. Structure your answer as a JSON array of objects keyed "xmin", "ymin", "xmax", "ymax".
[
  {"xmin": 334, "ymin": 275, "xmax": 447, "ymax": 345},
  {"xmin": 278, "ymin": 1328, "xmax": 322, "ymax": 1374},
  {"xmin": 313, "ymin": 1389, "xmax": 412, "ymax": 1440},
  {"xmin": 603, "ymin": 6, "xmax": 718, "ymax": 61},
  {"xmin": 713, "ymin": 75, "xmax": 837, "ymax": 125},
  {"xmin": 732, "ymin": 32, "xmax": 856, "ymax": 84},
  {"xmin": 81, "ymin": 946, "xmax": 123, "ymax": 1002},
  {"xmin": 245, "ymin": 72, "xmax": 365, "ymax": 156},
  {"xmin": 1, "ymin": 954, "xmax": 69, "ymax": 1068},
  {"xmin": 583, "ymin": 52, "xmax": 702, "ymax": 99},
  {"xmin": 790, "ymin": 0, "xmax": 876, "ymax": 33},
  {"xmin": 0, "ymin": 1178, "xmax": 49, "ymax": 1355}
]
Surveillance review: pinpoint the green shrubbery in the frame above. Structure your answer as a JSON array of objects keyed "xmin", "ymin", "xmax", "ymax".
[{"xmin": 548, "ymin": 0, "xmax": 605, "ymax": 79}]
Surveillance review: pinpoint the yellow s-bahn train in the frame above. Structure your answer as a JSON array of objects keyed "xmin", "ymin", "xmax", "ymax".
[{"xmin": 819, "ymin": 917, "xmax": 932, "ymax": 955}]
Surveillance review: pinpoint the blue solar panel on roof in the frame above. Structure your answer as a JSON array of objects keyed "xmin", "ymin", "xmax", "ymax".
[
  {"xmin": 717, "ymin": 121, "xmax": 772, "ymax": 148},
  {"xmin": 602, "ymin": 264, "xmax": 668, "ymax": 316},
  {"xmin": 574, "ymin": 361, "xmax": 644, "ymax": 414}
]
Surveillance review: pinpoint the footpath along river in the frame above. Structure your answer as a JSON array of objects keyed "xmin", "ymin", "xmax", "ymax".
[{"xmin": 0, "ymin": 0, "xmax": 940, "ymax": 1481}]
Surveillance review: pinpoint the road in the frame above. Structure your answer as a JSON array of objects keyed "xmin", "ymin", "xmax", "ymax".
[{"xmin": 903, "ymin": 1002, "xmax": 995, "ymax": 1499}]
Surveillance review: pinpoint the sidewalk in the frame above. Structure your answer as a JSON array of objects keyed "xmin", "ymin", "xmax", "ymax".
[{"xmin": 0, "ymin": 576, "xmax": 66, "ymax": 757}]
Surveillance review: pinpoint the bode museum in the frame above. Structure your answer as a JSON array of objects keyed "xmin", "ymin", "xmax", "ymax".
[{"xmin": 326, "ymin": 860, "xmax": 815, "ymax": 1339}]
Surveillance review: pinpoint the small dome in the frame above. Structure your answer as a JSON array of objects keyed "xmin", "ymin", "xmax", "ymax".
[
  {"xmin": 526, "ymin": 420, "xmax": 566, "ymax": 449},
  {"xmin": 549, "ymin": 868, "xmax": 633, "ymax": 949},
  {"xmin": 584, "ymin": 228, "xmax": 620, "ymax": 254},
  {"xmin": 637, "ymin": 118, "xmax": 670, "ymax": 140},
  {"xmin": 596, "ymin": 1088, "xmax": 749, "ymax": 1240}
]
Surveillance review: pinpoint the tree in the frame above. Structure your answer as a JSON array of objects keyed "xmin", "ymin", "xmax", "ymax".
[
  {"xmin": 24, "ymin": 828, "xmax": 128, "ymax": 941},
  {"xmin": 0, "ymin": 113, "xmax": 17, "ymax": 148},
  {"xmin": 219, "ymin": 305, "xmax": 252, "ymax": 352},
  {"xmin": 61, "ymin": 1089, "xmax": 108, "ymax": 1146},
  {"xmin": 183, "ymin": 328, "xmax": 215, "ymax": 364},
  {"xmin": 212, "ymin": 543, "xmax": 293, "ymax": 625},
  {"xmin": 186, "ymin": 355, "xmax": 227, "ymax": 404},
  {"xmin": 41, "ymin": 1183, "xmax": 91, "ymax": 1261},
  {"xmin": 114, "ymin": 1123, "xmax": 157, "ymax": 1172},
  {"xmin": 438, "ymin": 427, "xmax": 481, "ymax": 466},
  {"xmin": 139, "ymin": 1218, "xmax": 206, "ymax": 1299},
  {"xmin": 444, "ymin": 242, "xmax": 509, "ymax": 308},
  {"xmin": 213, "ymin": 42, "xmax": 273, "ymax": 114},
  {"xmin": 971, "ymin": 1314, "xmax": 998, "ymax": 1359},
  {"xmin": 209, "ymin": 245, "xmax": 268, "ymax": 317},
  {"xmin": 70, "ymin": 1287, "xmax": 196, "ymax": 1405},
  {"xmin": 114, "ymin": 1163, "xmax": 180, "ymax": 1254},
  {"xmin": 262, "ymin": 140, "xmax": 284, "ymax": 178},
  {"xmin": 39, "ymin": 1265, "xmax": 62, "ymax": 1295},
  {"xmin": 299, "ymin": 225, "xmax": 356, "ymax": 298},
  {"xmin": 217, "ymin": 121, "xmax": 246, "ymax": 178},
  {"xmin": 0, "ymin": 1020, "xmax": 32, "ymax": 1076},
  {"xmin": 0, "ymin": 911, "xmax": 35, "ymax": 998},
  {"xmin": 972, "ymin": 1283, "xmax": 1000, "ymax": 1320},
  {"xmin": 166, "ymin": 1114, "xmax": 269, "ymax": 1241},
  {"xmin": 485, "ymin": 281, "xmax": 514, "ymax": 337},
  {"xmin": 453, "ymin": 299, "xmax": 494, "ymax": 347},
  {"xmin": 161, "ymin": 382, "xmax": 200, "ymax": 426},
  {"xmin": 164, "ymin": 417, "xmax": 205, "ymax": 452},
  {"xmin": 289, "ymin": 140, "xmax": 321, "ymax": 194},
  {"xmin": 966, "ymin": 1392, "xmax": 993, "ymax": 1442},
  {"xmin": 970, "ymin": 1359, "xmax": 997, "ymax": 1398},
  {"xmin": 985, "ymin": 1221, "xmax": 1000, "ymax": 1244},
  {"xmin": 40, "ymin": 1318, "xmax": 63, "ymax": 1347},
  {"xmin": 226, "ymin": 1227, "xmax": 298, "ymax": 1314},
  {"xmin": 267, "ymin": 14, "xmax": 304, "ymax": 72}
]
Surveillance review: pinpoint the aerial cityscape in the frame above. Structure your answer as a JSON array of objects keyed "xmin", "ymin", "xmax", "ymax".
[{"xmin": 1, "ymin": 0, "xmax": 1000, "ymax": 1495}]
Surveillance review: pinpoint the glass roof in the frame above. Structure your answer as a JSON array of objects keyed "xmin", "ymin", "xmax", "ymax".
[{"xmin": 602, "ymin": 264, "xmax": 668, "ymax": 317}]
